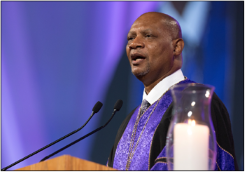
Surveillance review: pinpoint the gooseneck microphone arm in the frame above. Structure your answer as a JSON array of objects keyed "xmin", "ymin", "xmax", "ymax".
[
  {"xmin": 1, "ymin": 101, "xmax": 103, "ymax": 171},
  {"xmin": 40, "ymin": 99, "xmax": 123, "ymax": 162}
]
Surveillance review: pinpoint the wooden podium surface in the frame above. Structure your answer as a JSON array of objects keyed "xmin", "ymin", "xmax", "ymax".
[{"xmin": 16, "ymin": 155, "xmax": 116, "ymax": 170}]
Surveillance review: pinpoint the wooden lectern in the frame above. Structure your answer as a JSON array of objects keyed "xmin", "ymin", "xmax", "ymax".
[{"xmin": 16, "ymin": 155, "xmax": 116, "ymax": 170}]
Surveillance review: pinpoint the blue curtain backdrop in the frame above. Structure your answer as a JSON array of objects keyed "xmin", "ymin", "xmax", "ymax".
[{"xmin": 2, "ymin": 1, "xmax": 243, "ymax": 170}]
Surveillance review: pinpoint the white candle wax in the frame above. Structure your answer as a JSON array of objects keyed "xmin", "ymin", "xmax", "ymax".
[{"xmin": 174, "ymin": 121, "xmax": 209, "ymax": 170}]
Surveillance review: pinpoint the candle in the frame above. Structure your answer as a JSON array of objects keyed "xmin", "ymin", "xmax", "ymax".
[{"xmin": 174, "ymin": 120, "xmax": 209, "ymax": 170}]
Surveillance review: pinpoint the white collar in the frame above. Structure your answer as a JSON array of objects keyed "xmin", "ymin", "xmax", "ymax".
[{"xmin": 142, "ymin": 69, "xmax": 185, "ymax": 105}]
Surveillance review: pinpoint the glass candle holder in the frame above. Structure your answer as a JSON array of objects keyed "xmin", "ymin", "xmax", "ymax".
[{"xmin": 166, "ymin": 83, "xmax": 216, "ymax": 170}]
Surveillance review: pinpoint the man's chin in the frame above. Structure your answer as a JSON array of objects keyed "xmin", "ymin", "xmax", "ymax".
[{"xmin": 132, "ymin": 69, "xmax": 149, "ymax": 77}]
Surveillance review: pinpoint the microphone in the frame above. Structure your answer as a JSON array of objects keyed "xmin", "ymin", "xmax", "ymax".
[
  {"xmin": 40, "ymin": 99, "xmax": 123, "ymax": 162},
  {"xmin": 1, "ymin": 101, "xmax": 103, "ymax": 171}
]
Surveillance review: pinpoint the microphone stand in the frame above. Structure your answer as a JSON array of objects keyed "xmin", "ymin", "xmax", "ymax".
[
  {"xmin": 1, "ymin": 101, "xmax": 102, "ymax": 171},
  {"xmin": 40, "ymin": 109, "xmax": 118, "ymax": 162}
]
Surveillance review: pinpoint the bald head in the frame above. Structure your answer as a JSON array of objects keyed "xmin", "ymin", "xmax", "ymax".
[{"xmin": 136, "ymin": 12, "xmax": 182, "ymax": 40}]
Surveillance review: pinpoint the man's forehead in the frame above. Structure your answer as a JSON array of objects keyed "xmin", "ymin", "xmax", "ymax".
[
  {"xmin": 127, "ymin": 12, "xmax": 181, "ymax": 38},
  {"xmin": 130, "ymin": 13, "xmax": 168, "ymax": 28},
  {"xmin": 134, "ymin": 15, "xmax": 162, "ymax": 25},
  {"xmin": 128, "ymin": 19, "xmax": 164, "ymax": 33},
  {"xmin": 128, "ymin": 27, "xmax": 153, "ymax": 35},
  {"xmin": 132, "ymin": 12, "xmax": 178, "ymax": 28}
]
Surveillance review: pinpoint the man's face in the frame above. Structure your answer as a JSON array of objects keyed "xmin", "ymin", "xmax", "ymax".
[{"xmin": 126, "ymin": 14, "xmax": 175, "ymax": 85}]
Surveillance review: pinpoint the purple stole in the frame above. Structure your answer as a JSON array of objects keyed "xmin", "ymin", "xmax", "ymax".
[{"xmin": 113, "ymin": 88, "xmax": 173, "ymax": 170}]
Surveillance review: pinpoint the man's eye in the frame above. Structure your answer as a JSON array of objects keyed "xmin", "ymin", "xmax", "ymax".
[
  {"xmin": 146, "ymin": 34, "xmax": 151, "ymax": 37},
  {"xmin": 127, "ymin": 37, "xmax": 134, "ymax": 41}
]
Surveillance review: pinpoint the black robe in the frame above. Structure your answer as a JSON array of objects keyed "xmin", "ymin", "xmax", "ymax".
[{"xmin": 108, "ymin": 92, "xmax": 238, "ymax": 170}]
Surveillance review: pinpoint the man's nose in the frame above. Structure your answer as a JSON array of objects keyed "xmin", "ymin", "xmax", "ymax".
[{"xmin": 129, "ymin": 37, "xmax": 145, "ymax": 49}]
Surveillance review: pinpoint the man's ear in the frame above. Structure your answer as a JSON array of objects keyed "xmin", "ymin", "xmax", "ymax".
[{"xmin": 173, "ymin": 38, "xmax": 184, "ymax": 56}]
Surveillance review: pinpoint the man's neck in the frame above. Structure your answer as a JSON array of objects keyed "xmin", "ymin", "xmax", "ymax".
[
  {"xmin": 144, "ymin": 78, "xmax": 163, "ymax": 95},
  {"xmin": 142, "ymin": 69, "xmax": 185, "ymax": 105},
  {"xmin": 144, "ymin": 70, "xmax": 177, "ymax": 94}
]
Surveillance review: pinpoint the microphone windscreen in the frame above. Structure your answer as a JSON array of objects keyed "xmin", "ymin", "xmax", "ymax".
[
  {"xmin": 92, "ymin": 101, "xmax": 103, "ymax": 113},
  {"xmin": 114, "ymin": 99, "xmax": 123, "ymax": 111}
]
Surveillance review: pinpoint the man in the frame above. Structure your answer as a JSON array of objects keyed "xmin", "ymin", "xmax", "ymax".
[{"xmin": 107, "ymin": 12, "xmax": 238, "ymax": 170}]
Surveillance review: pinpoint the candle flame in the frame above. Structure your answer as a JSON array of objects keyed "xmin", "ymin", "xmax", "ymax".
[
  {"xmin": 188, "ymin": 119, "xmax": 196, "ymax": 126},
  {"xmin": 192, "ymin": 120, "xmax": 196, "ymax": 126}
]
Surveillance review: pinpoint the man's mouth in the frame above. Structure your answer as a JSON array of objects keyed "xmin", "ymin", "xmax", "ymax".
[{"xmin": 131, "ymin": 53, "xmax": 146, "ymax": 65}]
